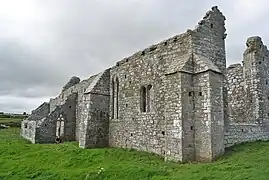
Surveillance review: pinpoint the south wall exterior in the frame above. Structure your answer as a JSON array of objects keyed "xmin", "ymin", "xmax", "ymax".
[{"xmin": 21, "ymin": 6, "xmax": 269, "ymax": 163}]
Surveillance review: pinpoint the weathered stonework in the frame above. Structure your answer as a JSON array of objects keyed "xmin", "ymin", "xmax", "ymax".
[
  {"xmin": 20, "ymin": 6, "xmax": 269, "ymax": 163},
  {"xmin": 79, "ymin": 69, "xmax": 110, "ymax": 148},
  {"xmin": 225, "ymin": 123, "xmax": 269, "ymax": 147}
]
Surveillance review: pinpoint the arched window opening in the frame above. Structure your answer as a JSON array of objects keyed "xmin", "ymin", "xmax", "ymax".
[
  {"xmin": 56, "ymin": 121, "xmax": 60, "ymax": 137},
  {"xmin": 60, "ymin": 121, "xmax": 64, "ymax": 137},
  {"xmin": 112, "ymin": 79, "xmax": 115, "ymax": 119},
  {"xmin": 147, "ymin": 85, "xmax": 152, "ymax": 112},
  {"xmin": 140, "ymin": 86, "xmax": 146, "ymax": 112},
  {"xmin": 116, "ymin": 77, "xmax": 119, "ymax": 119},
  {"xmin": 56, "ymin": 114, "xmax": 65, "ymax": 137}
]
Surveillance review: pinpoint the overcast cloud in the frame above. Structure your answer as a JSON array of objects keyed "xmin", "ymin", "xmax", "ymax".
[{"xmin": 0, "ymin": 0, "xmax": 268, "ymax": 113}]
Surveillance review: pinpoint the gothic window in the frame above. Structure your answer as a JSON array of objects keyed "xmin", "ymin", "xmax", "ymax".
[
  {"xmin": 56, "ymin": 114, "xmax": 65, "ymax": 137},
  {"xmin": 140, "ymin": 84, "xmax": 154, "ymax": 113},
  {"xmin": 147, "ymin": 85, "xmax": 153, "ymax": 112},
  {"xmin": 60, "ymin": 121, "xmax": 64, "ymax": 136},
  {"xmin": 112, "ymin": 79, "xmax": 115, "ymax": 119},
  {"xmin": 116, "ymin": 77, "xmax": 119, "ymax": 119},
  {"xmin": 56, "ymin": 121, "xmax": 60, "ymax": 137},
  {"xmin": 140, "ymin": 86, "xmax": 147, "ymax": 112},
  {"xmin": 112, "ymin": 77, "xmax": 119, "ymax": 119}
]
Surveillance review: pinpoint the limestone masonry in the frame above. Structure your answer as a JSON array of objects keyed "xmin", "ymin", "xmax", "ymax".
[{"xmin": 21, "ymin": 6, "xmax": 269, "ymax": 162}]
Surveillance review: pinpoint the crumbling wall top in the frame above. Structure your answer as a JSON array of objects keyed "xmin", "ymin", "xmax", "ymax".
[
  {"xmin": 27, "ymin": 102, "xmax": 50, "ymax": 121},
  {"xmin": 245, "ymin": 36, "xmax": 263, "ymax": 52},
  {"xmin": 206, "ymin": 6, "xmax": 225, "ymax": 20},
  {"xmin": 243, "ymin": 36, "xmax": 269, "ymax": 55},
  {"xmin": 62, "ymin": 76, "xmax": 81, "ymax": 92},
  {"xmin": 113, "ymin": 30, "xmax": 193, "ymax": 68},
  {"xmin": 31, "ymin": 102, "xmax": 49, "ymax": 114},
  {"xmin": 112, "ymin": 6, "xmax": 226, "ymax": 69},
  {"xmin": 227, "ymin": 63, "xmax": 242, "ymax": 70},
  {"xmin": 193, "ymin": 6, "xmax": 226, "ymax": 37}
]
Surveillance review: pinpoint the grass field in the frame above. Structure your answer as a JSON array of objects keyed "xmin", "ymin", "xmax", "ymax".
[
  {"xmin": 0, "ymin": 117, "xmax": 23, "ymax": 127},
  {"xmin": 1, "ymin": 128, "xmax": 269, "ymax": 180}
]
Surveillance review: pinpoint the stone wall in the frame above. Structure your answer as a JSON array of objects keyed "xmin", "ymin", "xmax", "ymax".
[
  {"xmin": 227, "ymin": 64, "xmax": 245, "ymax": 122},
  {"xmin": 164, "ymin": 72, "xmax": 183, "ymax": 161},
  {"xmin": 191, "ymin": 6, "xmax": 228, "ymax": 129},
  {"xmin": 242, "ymin": 36, "xmax": 269, "ymax": 124},
  {"xmin": 224, "ymin": 37, "xmax": 269, "ymax": 148},
  {"xmin": 226, "ymin": 38, "xmax": 269, "ymax": 128},
  {"xmin": 79, "ymin": 69, "xmax": 110, "ymax": 148},
  {"xmin": 21, "ymin": 93, "xmax": 78, "ymax": 144},
  {"xmin": 225, "ymin": 123, "xmax": 269, "ymax": 148},
  {"xmin": 49, "ymin": 74, "xmax": 98, "ymax": 141},
  {"xmin": 109, "ymin": 29, "xmax": 193, "ymax": 160},
  {"xmin": 186, "ymin": 71, "xmax": 224, "ymax": 162},
  {"xmin": 20, "ymin": 120, "xmax": 36, "ymax": 143},
  {"xmin": 35, "ymin": 93, "xmax": 78, "ymax": 143},
  {"xmin": 207, "ymin": 71, "xmax": 225, "ymax": 160},
  {"xmin": 27, "ymin": 102, "xmax": 50, "ymax": 121},
  {"xmin": 60, "ymin": 92, "xmax": 77, "ymax": 141},
  {"xmin": 21, "ymin": 102, "xmax": 50, "ymax": 143},
  {"xmin": 34, "ymin": 107, "xmax": 61, "ymax": 143}
]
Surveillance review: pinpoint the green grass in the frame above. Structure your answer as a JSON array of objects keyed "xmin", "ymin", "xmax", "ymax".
[
  {"xmin": 1, "ymin": 128, "xmax": 269, "ymax": 180},
  {"xmin": 0, "ymin": 117, "xmax": 23, "ymax": 127}
]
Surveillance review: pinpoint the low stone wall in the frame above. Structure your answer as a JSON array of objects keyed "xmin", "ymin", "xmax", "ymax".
[
  {"xmin": 20, "ymin": 120, "xmax": 36, "ymax": 143},
  {"xmin": 20, "ymin": 102, "xmax": 50, "ymax": 143},
  {"xmin": 224, "ymin": 123, "xmax": 269, "ymax": 148}
]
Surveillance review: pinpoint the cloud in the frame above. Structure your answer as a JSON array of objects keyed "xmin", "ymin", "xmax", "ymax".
[
  {"xmin": 0, "ymin": 95, "xmax": 49, "ymax": 113},
  {"xmin": 0, "ymin": 0, "xmax": 269, "ymax": 113},
  {"xmin": 0, "ymin": 39, "xmax": 65, "ymax": 96}
]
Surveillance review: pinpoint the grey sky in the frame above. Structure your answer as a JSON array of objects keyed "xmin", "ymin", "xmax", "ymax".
[{"xmin": 0, "ymin": 0, "xmax": 268, "ymax": 113}]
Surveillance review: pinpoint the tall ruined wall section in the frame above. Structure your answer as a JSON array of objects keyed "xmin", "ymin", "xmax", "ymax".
[
  {"xmin": 227, "ymin": 36, "xmax": 269, "ymax": 124},
  {"xmin": 243, "ymin": 37, "xmax": 269, "ymax": 125},
  {"xmin": 49, "ymin": 75, "xmax": 97, "ymax": 141},
  {"xmin": 190, "ymin": 6, "xmax": 226, "ymax": 161},
  {"xmin": 225, "ymin": 37, "xmax": 269, "ymax": 147},
  {"xmin": 192, "ymin": 6, "xmax": 228, "ymax": 130}
]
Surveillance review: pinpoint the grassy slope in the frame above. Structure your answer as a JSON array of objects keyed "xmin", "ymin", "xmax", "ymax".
[{"xmin": 0, "ymin": 128, "xmax": 269, "ymax": 180}]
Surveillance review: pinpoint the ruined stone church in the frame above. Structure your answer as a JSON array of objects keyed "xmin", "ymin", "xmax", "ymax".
[{"xmin": 21, "ymin": 6, "xmax": 269, "ymax": 162}]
